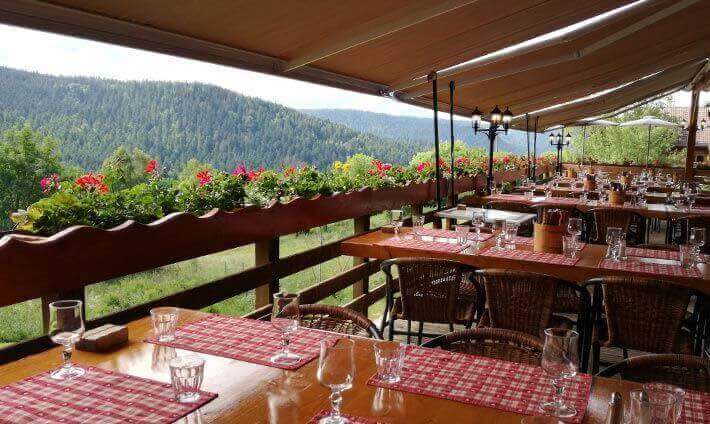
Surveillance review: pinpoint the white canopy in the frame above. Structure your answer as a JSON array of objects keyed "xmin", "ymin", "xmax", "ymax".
[{"xmin": 619, "ymin": 116, "xmax": 679, "ymax": 127}]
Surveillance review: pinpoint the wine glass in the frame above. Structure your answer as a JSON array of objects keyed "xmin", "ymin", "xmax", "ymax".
[
  {"xmin": 567, "ymin": 218, "xmax": 582, "ymax": 242},
  {"xmin": 317, "ymin": 338, "xmax": 355, "ymax": 424},
  {"xmin": 48, "ymin": 300, "xmax": 86, "ymax": 380},
  {"xmin": 605, "ymin": 227, "xmax": 622, "ymax": 259},
  {"xmin": 270, "ymin": 293, "xmax": 301, "ymax": 365},
  {"xmin": 472, "ymin": 213, "xmax": 485, "ymax": 241},
  {"xmin": 540, "ymin": 328, "xmax": 579, "ymax": 418},
  {"xmin": 390, "ymin": 210, "xmax": 403, "ymax": 235},
  {"xmin": 690, "ymin": 227, "xmax": 706, "ymax": 263}
]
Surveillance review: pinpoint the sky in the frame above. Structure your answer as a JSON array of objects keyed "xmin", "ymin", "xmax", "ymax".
[{"xmin": 0, "ymin": 23, "xmax": 706, "ymax": 118}]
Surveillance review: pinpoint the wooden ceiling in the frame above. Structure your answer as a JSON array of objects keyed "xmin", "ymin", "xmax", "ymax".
[{"xmin": 0, "ymin": 0, "xmax": 707, "ymax": 128}]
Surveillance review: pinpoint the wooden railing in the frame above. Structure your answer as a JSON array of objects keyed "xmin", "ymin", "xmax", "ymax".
[
  {"xmin": 561, "ymin": 163, "xmax": 710, "ymax": 179},
  {"xmin": 0, "ymin": 167, "xmax": 551, "ymax": 363}
]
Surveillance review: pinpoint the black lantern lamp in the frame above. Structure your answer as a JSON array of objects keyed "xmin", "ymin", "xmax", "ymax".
[
  {"xmin": 549, "ymin": 132, "xmax": 571, "ymax": 173},
  {"xmin": 471, "ymin": 105, "xmax": 514, "ymax": 193}
]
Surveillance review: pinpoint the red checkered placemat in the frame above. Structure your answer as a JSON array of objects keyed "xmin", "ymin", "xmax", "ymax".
[
  {"xmin": 488, "ymin": 194, "xmax": 531, "ymax": 203},
  {"xmin": 598, "ymin": 258, "xmax": 702, "ymax": 278},
  {"xmin": 376, "ymin": 236, "xmax": 470, "ymax": 253},
  {"xmin": 538, "ymin": 197, "xmax": 581, "ymax": 206},
  {"xmin": 309, "ymin": 410, "xmax": 385, "ymax": 423},
  {"xmin": 416, "ymin": 228, "xmax": 494, "ymax": 242},
  {"xmin": 680, "ymin": 388, "xmax": 710, "ymax": 423},
  {"xmin": 146, "ymin": 314, "xmax": 338, "ymax": 370},
  {"xmin": 368, "ymin": 346, "xmax": 591, "ymax": 423},
  {"xmin": 513, "ymin": 237, "xmax": 587, "ymax": 250},
  {"xmin": 0, "ymin": 365, "xmax": 216, "ymax": 423},
  {"xmin": 479, "ymin": 247, "xmax": 581, "ymax": 266},
  {"xmin": 625, "ymin": 247, "xmax": 680, "ymax": 261}
]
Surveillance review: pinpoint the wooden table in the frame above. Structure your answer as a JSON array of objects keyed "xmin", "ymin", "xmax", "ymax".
[
  {"xmin": 341, "ymin": 229, "xmax": 709, "ymax": 293},
  {"xmin": 0, "ymin": 309, "xmax": 640, "ymax": 423},
  {"xmin": 435, "ymin": 207, "xmax": 536, "ymax": 226}
]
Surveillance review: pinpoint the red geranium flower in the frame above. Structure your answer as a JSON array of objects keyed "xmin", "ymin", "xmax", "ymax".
[
  {"xmin": 40, "ymin": 174, "xmax": 60, "ymax": 193},
  {"xmin": 196, "ymin": 170, "xmax": 212, "ymax": 186},
  {"xmin": 76, "ymin": 172, "xmax": 109, "ymax": 193},
  {"xmin": 145, "ymin": 159, "xmax": 157, "ymax": 174}
]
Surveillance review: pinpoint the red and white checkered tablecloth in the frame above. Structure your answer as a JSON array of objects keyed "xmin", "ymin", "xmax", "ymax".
[
  {"xmin": 680, "ymin": 388, "xmax": 710, "ymax": 423},
  {"xmin": 415, "ymin": 228, "xmax": 494, "ymax": 242},
  {"xmin": 538, "ymin": 197, "xmax": 582, "ymax": 206},
  {"xmin": 598, "ymin": 258, "xmax": 702, "ymax": 278},
  {"xmin": 625, "ymin": 247, "xmax": 680, "ymax": 261},
  {"xmin": 368, "ymin": 346, "xmax": 591, "ymax": 423},
  {"xmin": 488, "ymin": 194, "xmax": 532, "ymax": 203},
  {"xmin": 513, "ymin": 236, "xmax": 587, "ymax": 250},
  {"xmin": 479, "ymin": 247, "xmax": 581, "ymax": 266},
  {"xmin": 376, "ymin": 236, "xmax": 470, "ymax": 253},
  {"xmin": 146, "ymin": 314, "xmax": 338, "ymax": 370},
  {"xmin": 0, "ymin": 365, "xmax": 216, "ymax": 423},
  {"xmin": 309, "ymin": 410, "xmax": 385, "ymax": 423}
]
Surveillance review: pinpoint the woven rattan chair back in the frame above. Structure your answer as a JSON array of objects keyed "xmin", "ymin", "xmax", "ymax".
[
  {"xmin": 424, "ymin": 328, "xmax": 543, "ymax": 366},
  {"xmin": 589, "ymin": 208, "xmax": 635, "ymax": 243},
  {"xmin": 283, "ymin": 304, "xmax": 382, "ymax": 339},
  {"xmin": 384, "ymin": 258, "xmax": 465, "ymax": 323},
  {"xmin": 476, "ymin": 269, "xmax": 567, "ymax": 338},
  {"xmin": 598, "ymin": 354, "xmax": 710, "ymax": 392},
  {"xmin": 600, "ymin": 276, "xmax": 694, "ymax": 353}
]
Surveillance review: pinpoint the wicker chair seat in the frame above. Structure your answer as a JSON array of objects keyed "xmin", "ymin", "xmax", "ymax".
[
  {"xmin": 598, "ymin": 354, "xmax": 710, "ymax": 392},
  {"xmin": 391, "ymin": 297, "xmax": 476, "ymax": 324},
  {"xmin": 478, "ymin": 310, "xmax": 575, "ymax": 333},
  {"xmin": 424, "ymin": 328, "xmax": 544, "ymax": 366},
  {"xmin": 284, "ymin": 304, "xmax": 381, "ymax": 339},
  {"xmin": 592, "ymin": 320, "xmax": 693, "ymax": 354}
]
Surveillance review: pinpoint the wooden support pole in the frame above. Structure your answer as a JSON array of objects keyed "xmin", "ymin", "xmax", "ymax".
[
  {"xmin": 254, "ymin": 238, "xmax": 280, "ymax": 308},
  {"xmin": 352, "ymin": 215, "xmax": 371, "ymax": 313},
  {"xmin": 685, "ymin": 86, "xmax": 701, "ymax": 181}
]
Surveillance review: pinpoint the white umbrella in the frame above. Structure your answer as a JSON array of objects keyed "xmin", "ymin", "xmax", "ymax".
[
  {"xmin": 619, "ymin": 115, "xmax": 679, "ymax": 166},
  {"xmin": 573, "ymin": 119, "xmax": 619, "ymax": 165}
]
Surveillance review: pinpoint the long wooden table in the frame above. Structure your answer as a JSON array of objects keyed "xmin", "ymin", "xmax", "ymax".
[
  {"xmin": 0, "ymin": 309, "xmax": 640, "ymax": 423},
  {"xmin": 341, "ymin": 229, "xmax": 709, "ymax": 293}
]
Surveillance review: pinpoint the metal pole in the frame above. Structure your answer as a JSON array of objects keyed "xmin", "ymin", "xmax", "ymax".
[
  {"xmin": 581, "ymin": 126, "xmax": 586, "ymax": 166},
  {"xmin": 532, "ymin": 116, "xmax": 539, "ymax": 180},
  {"xmin": 430, "ymin": 72, "xmax": 442, "ymax": 210},
  {"xmin": 449, "ymin": 81, "xmax": 455, "ymax": 203},
  {"xmin": 646, "ymin": 125, "xmax": 651, "ymax": 166},
  {"xmin": 525, "ymin": 113, "xmax": 531, "ymax": 178},
  {"xmin": 487, "ymin": 128, "xmax": 495, "ymax": 194}
]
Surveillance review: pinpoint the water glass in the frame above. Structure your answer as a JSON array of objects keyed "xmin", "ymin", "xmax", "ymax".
[
  {"xmin": 566, "ymin": 218, "xmax": 582, "ymax": 239},
  {"xmin": 679, "ymin": 244, "xmax": 695, "ymax": 269},
  {"xmin": 562, "ymin": 236, "xmax": 577, "ymax": 259},
  {"xmin": 472, "ymin": 213, "xmax": 485, "ymax": 241},
  {"xmin": 579, "ymin": 191, "xmax": 588, "ymax": 203},
  {"xmin": 504, "ymin": 221, "xmax": 519, "ymax": 250},
  {"xmin": 643, "ymin": 383, "xmax": 685, "ymax": 423},
  {"xmin": 317, "ymin": 339, "xmax": 355, "ymax": 424},
  {"xmin": 605, "ymin": 227, "xmax": 622, "ymax": 259},
  {"xmin": 412, "ymin": 215, "xmax": 425, "ymax": 236},
  {"xmin": 524, "ymin": 190, "xmax": 534, "ymax": 199},
  {"xmin": 169, "ymin": 355, "xmax": 205, "ymax": 403},
  {"xmin": 390, "ymin": 210, "xmax": 403, "ymax": 235},
  {"xmin": 270, "ymin": 293, "xmax": 301, "ymax": 365},
  {"xmin": 373, "ymin": 341, "xmax": 405, "ymax": 384},
  {"xmin": 540, "ymin": 328, "xmax": 579, "ymax": 418},
  {"xmin": 628, "ymin": 389, "xmax": 678, "ymax": 423},
  {"xmin": 151, "ymin": 307, "xmax": 179, "ymax": 342},
  {"xmin": 48, "ymin": 300, "xmax": 86, "ymax": 380},
  {"xmin": 454, "ymin": 225, "xmax": 470, "ymax": 245}
]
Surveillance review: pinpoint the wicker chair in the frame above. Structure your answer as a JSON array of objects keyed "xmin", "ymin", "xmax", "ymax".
[
  {"xmin": 598, "ymin": 354, "xmax": 710, "ymax": 392},
  {"xmin": 423, "ymin": 328, "xmax": 543, "ymax": 366},
  {"xmin": 282, "ymin": 304, "xmax": 382, "ymax": 339},
  {"xmin": 586, "ymin": 277, "xmax": 702, "ymax": 374},
  {"xmin": 588, "ymin": 207, "xmax": 643, "ymax": 245},
  {"xmin": 474, "ymin": 269, "xmax": 592, "ymax": 370},
  {"xmin": 380, "ymin": 258, "xmax": 480, "ymax": 344}
]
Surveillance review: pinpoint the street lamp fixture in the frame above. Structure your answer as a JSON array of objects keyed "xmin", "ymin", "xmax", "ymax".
[
  {"xmin": 471, "ymin": 106, "xmax": 513, "ymax": 193},
  {"xmin": 549, "ymin": 132, "xmax": 571, "ymax": 173},
  {"xmin": 681, "ymin": 119, "xmax": 706, "ymax": 131}
]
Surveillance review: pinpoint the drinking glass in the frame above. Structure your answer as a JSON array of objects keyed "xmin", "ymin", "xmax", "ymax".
[
  {"xmin": 524, "ymin": 190, "xmax": 534, "ymax": 199},
  {"xmin": 270, "ymin": 293, "xmax": 301, "ymax": 365},
  {"xmin": 679, "ymin": 244, "xmax": 695, "ymax": 269},
  {"xmin": 579, "ymin": 191, "xmax": 588, "ymax": 203},
  {"xmin": 628, "ymin": 389, "xmax": 678, "ymax": 423},
  {"xmin": 48, "ymin": 300, "xmax": 86, "ymax": 380},
  {"xmin": 540, "ymin": 328, "xmax": 579, "ymax": 418},
  {"xmin": 169, "ymin": 355, "xmax": 205, "ymax": 403},
  {"xmin": 689, "ymin": 227, "xmax": 706, "ymax": 262},
  {"xmin": 493, "ymin": 219, "xmax": 506, "ymax": 250},
  {"xmin": 373, "ymin": 341, "xmax": 405, "ymax": 383},
  {"xmin": 504, "ymin": 221, "xmax": 519, "ymax": 250},
  {"xmin": 643, "ymin": 383, "xmax": 685, "ymax": 423},
  {"xmin": 390, "ymin": 209, "xmax": 404, "ymax": 235},
  {"xmin": 562, "ymin": 236, "xmax": 577, "ymax": 259},
  {"xmin": 412, "ymin": 215, "xmax": 425, "ymax": 236},
  {"xmin": 151, "ymin": 306, "xmax": 179, "ymax": 342},
  {"xmin": 317, "ymin": 339, "xmax": 355, "ymax": 424},
  {"xmin": 605, "ymin": 227, "xmax": 622, "ymax": 259},
  {"xmin": 472, "ymin": 213, "xmax": 485, "ymax": 241},
  {"xmin": 454, "ymin": 225, "xmax": 470, "ymax": 245},
  {"xmin": 567, "ymin": 218, "xmax": 582, "ymax": 240}
]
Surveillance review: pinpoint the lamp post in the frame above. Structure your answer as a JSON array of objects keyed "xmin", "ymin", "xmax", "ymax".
[
  {"xmin": 549, "ymin": 131, "xmax": 571, "ymax": 174},
  {"xmin": 472, "ymin": 105, "xmax": 513, "ymax": 193}
]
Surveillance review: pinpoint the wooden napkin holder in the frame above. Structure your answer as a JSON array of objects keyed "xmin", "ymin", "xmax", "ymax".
[
  {"xmin": 583, "ymin": 179, "xmax": 596, "ymax": 192},
  {"xmin": 565, "ymin": 168, "xmax": 577, "ymax": 179},
  {"xmin": 76, "ymin": 324, "xmax": 128, "ymax": 352},
  {"xmin": 533, "ymin": 222, "xmax": 564, "ymax": 253},
  {"xmin": 620, "ymin": 175, "xmax": 632, "ymax": 186},
  {"xmin": 608, "ymin": 190, "xmax": 624, "ymax": 205}
]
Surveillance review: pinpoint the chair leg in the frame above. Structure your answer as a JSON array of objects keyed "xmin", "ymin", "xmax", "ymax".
[
  {"xmin": 449, "ymin": 323, "xmax": 454, "ymax": 332},
  {"xmin": 417, "ymin": 321, "xmax": 424, "ymax": 345},
  {"xmin": 406, "ymin": 320, "xmax": 412, "ymax": 344},
  {"xmin": 388, "ymin": 318, "xmax": 395, "ymax": 341},
  {"xmin": 592, "ymin": 342, "xmax": 601, "ymax": 374},
  {"xmin": 380, "ymin": 295, "xmax": 390, "ymax": 333},
  {"xmin": 622, "ymin": 348, "xmax": 629, "ymax": 359}
]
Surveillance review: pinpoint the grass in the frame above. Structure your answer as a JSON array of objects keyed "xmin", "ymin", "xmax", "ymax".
[{"xmin": 0, "ymin": 212, "xmax": 393, "ymax": 345}]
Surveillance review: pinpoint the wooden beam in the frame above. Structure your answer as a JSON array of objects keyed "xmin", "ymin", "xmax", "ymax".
[
  {"xmin": 282, "ymin": 0, "xmax": 477, "ymax": 72},
  {"xmin": 402, "ymin": 0, "xmax": 702, "ymax": 99},
  {"xmin": 685, "ymin": 85, "xmax": 702, "ymax": 181},
  {"xmin": 352, "ymin": 215, "xmax": 371, "ymax": 313}
]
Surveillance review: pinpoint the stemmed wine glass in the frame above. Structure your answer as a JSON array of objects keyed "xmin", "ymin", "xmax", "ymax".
[
  {"xmin": 317, "ymin": 338, "xmax": 355, "ymax": 424},
  {"xmin": 540, "ymin": 328, "xmax": 579, "ymax": 418},
  {"xmin": 605, "ymin": 227, "xmax": 622, "ymax": 260},
  {"xmin": 390, "ymin": 210, "xmax": 403, "ymax": 236},
  {"xmin": 566, "ymin": 218, "xmax": 582, "ymax": 246},
  {"xmin": 48, "ymin": 300, "xmax": 86, "ymax": 380},
  {"xmin": 270, "ymin": 293, "xmax": 302, "ymax": 366},
  {"xmin": 472, "ymin": 213, "xmax": 485, "ymax": 242}
]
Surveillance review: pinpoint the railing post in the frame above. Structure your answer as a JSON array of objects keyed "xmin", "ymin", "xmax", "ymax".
[
  {"xmin": 352, "ymin": 215, "xmax": 370, "ymax": 314},
  {"xmin": 254, "ymin": 238, "xmax": 280, "ymax": 309}
]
